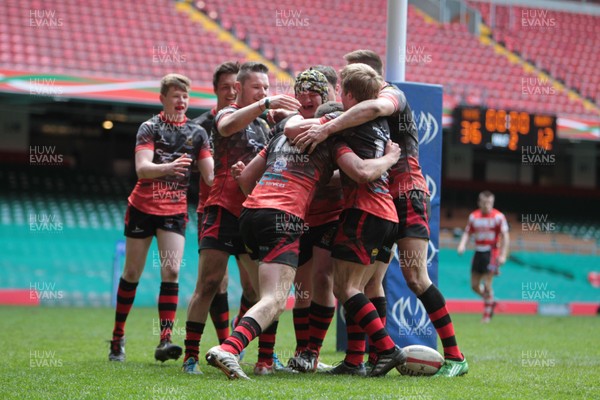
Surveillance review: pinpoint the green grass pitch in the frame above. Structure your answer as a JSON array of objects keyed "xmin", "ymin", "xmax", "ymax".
[{"xmin": 1, "ymin": 307, "xmax": 598, "ymax": 399}]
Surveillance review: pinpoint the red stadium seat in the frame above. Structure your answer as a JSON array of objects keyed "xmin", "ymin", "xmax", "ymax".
[{"xmin": 2, "ymin": 0, "xmax": 596, "ymax": 118}]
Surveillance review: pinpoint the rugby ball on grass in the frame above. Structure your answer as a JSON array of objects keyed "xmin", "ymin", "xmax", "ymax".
[{"xmin": 396, "ymin": 345, "xmax": 444, "ymax": 376}]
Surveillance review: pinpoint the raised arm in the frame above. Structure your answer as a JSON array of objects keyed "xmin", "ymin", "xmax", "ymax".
[
  {"xmin": 218, "ymin": 95, "xmax": 300, "ymax": 137},
  {"xmin": 293, "ymin": 94, "xmax": 398, "ymax": 153}
]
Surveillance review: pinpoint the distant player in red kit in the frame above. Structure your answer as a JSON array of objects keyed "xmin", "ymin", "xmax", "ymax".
[
  {"xmin": 109, "ymin": 74, "xmax": 214, "ymax": 363},
  {"xmin": 458, "ymin": 190, "xmax": 509, "ymax": 323}
]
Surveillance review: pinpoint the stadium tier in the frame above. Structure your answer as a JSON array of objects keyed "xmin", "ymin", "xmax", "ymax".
[
  {"xmin": 1, "ymin": 0, "xmax": 246, "ymax": 84},
  {"xmin": 2, "ymin": 0, "xmax": 598, "ymax": 118},
  {"xmin": 469, "ymin": 2, "xmax": 600, "ymax": 103},
  {"xmin": 197, "ymin": 0, "xmax": 598, "ymax": 118}
]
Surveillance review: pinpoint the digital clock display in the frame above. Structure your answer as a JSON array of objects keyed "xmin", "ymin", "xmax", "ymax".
[{"xmin": 452, "ymin": 106, "xmax": 557, "ymax": 151}]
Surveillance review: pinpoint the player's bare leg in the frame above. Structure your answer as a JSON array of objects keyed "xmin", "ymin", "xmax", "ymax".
[
  {"xmin": 206, "ymin": 262, "xmax": 296, "ymax": 380},
  {"xmin": 470, "ymin": 272, "xmax": 485, "ymax": 298},
  {"xmin": 482, "ymin": 273, "xmax": 494, "ymax": 301},
  {"xmin": 109, "ymin": 236, "xmax": 152, "ymax": 361},
  {"xmin": 235, "ymin": 254, "xmax": 276, "ymax": 371},
  {"xmin": 237, "ymin": 254, "xmax": 259, "ymax": 302},
  {"xmin": 233, "ymin": 256, "xmax": 258, "ymax": 326},
  {"xmin": 182, "ymin": 248, "xmax": 229, "ymax": 372},
  {"xmin": 481, "ymin": 272, "xmax": 496, "ymax": 323},
  {"xmin": 397, "ymin": 238, "xmax": 432, "ymax": 296},
  {"xmin": 121, "ymin": 237, "xmax": 153, "ymax": 282},
  {"xmin": 332, "ymin": 259, "xmax": 367, "ymax": 304},
  {"xmin": 250, "ymin": 261, "xmax": 294, "ymax": 374},
  {"xmin": 238, "ymin": 256, "xmax": 258, "ymax": 301},
  {"xmin": 156, "ymin": 229, "xmax": 184, "ymax": 282},
  {"xmin": 245, "ymin": 262, "xmax": 295, "ymax": 329},
  {"xmin": 187, "ymin": 249, "xmax": 229, "ymax": 325},
  {"xmin": 311, "ymin": 247, "xmax": 335, "ymax": 307}
]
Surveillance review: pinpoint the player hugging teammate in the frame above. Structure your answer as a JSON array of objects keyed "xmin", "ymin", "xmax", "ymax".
[
  {"xmin": 205, "ymin": 66, "xmax": 401, "ymax": 379},
  {"xmin": 109, "ymin": 50, "xmax": 468, "ymax": 379}
]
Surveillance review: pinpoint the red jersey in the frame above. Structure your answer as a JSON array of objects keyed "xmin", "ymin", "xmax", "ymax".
[
  {"xmin": 206, "ymin": 104, "xmax": 270, "ymax": 217},
  {"xmin": 193, "ymin": 108, "xmax": 217, "ymax": 213},
  {"xmin": 465, "ymin": 208, "xmax": 508, "ymax": 252},
  {"xmin": 379, "ymin": 83, "xmax": 430, "ymax": 198},
  {"xmin": 333, "ymin": 117, "xmax": 398, "ymax": 223},
  {"xmin": 242, "ymin": 132, "xmax": 335, "ymax": 220},
  {"xmin": 305, "ymin": 177, "xmax": 344, "ymax": 227},
  {"xmin": 128, "ymin": 112, "xmax": 211, "ymax": 216},
  {"xmin": 267, "ymin": 114, "xmax": 343, "ymax": 226}
]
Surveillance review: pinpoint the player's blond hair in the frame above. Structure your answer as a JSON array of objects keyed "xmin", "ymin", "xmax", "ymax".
[
  {"xmin": 340, "ymin": 63, "xmax": 383, "ymax": 103},
  {"xmin": 160, "ymin": 73, "xmax": 191, "ymax": 96}
]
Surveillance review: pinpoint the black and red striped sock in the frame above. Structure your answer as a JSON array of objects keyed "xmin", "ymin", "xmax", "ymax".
[
  {"xmin": 367, "ymin": 296, "xmax": 387, "ymax": 364},
  {"xmin": 158, "ymin": 282, "xmax": 178, "ymax": 342},
  {"xmin": 235, "ymin": 294, "xmax": 254, "ymax": 324},
  {"xmin": 221, "ymin": 316, "xmax": 262, "ymax": 355},
  {"xmin": 343, "ymin": 309, "xmax": 366, "ymax": 367},
  {"xmin": 307, "ymin": 302, "xmax": 335, "ymax": 354},
  {"xmin": 112, "ymin": 278, "xmax": 138, "ymax": 340},
  {"xmin": 418, "ymin": 284, "xmax": 463, "ymax": 361},
  {"xmin": 293, "ymin": 307, "xmax": 310, "ymax": 353},
  {"xmin": 344, "ymin": 293, "xmax": 396, "ymax": 355},
  {"xmin": 257, "ymin": 320, "xmax": 279, "ymax": 365},
  {"xmin": 209, "ymin": 292, "xmax": 229, "ymax": 344},
  {"xmin": 184, "ymin": 321, "xmax": 205, "ymax": 361}
]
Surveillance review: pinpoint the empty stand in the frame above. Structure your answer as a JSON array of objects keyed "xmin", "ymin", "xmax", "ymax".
[
  {"xmin": 2, "ymin": 0, "xmax": 596, "ymax": 117},
  {"xmin": 0, "ymin": 164, "xmax": 210, "ymax": 307},
  {"xmin": 470, "ymin": 2, "xmax": 600, "ymax": 104},
  {"xmin": 2, "ymin": 0, "xmax": 246, "ymax": 86},
  {"xmin": 198, "ymin": 0, "xmax": 597, "ymax": 118}
]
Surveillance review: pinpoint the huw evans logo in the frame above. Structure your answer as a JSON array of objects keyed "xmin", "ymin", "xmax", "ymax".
[
  {"xmin": 392, "ymin": 297, "xmax": 433, "ymax": 337},
  {"xmin": 415, "ymin": 112, "xmax": 439, "ymax": 146}
]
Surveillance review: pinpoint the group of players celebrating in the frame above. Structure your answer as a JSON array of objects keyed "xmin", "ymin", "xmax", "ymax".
[{"xmin": 108, "ymin": 49, "xmax": 469, "ymax": 379}]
